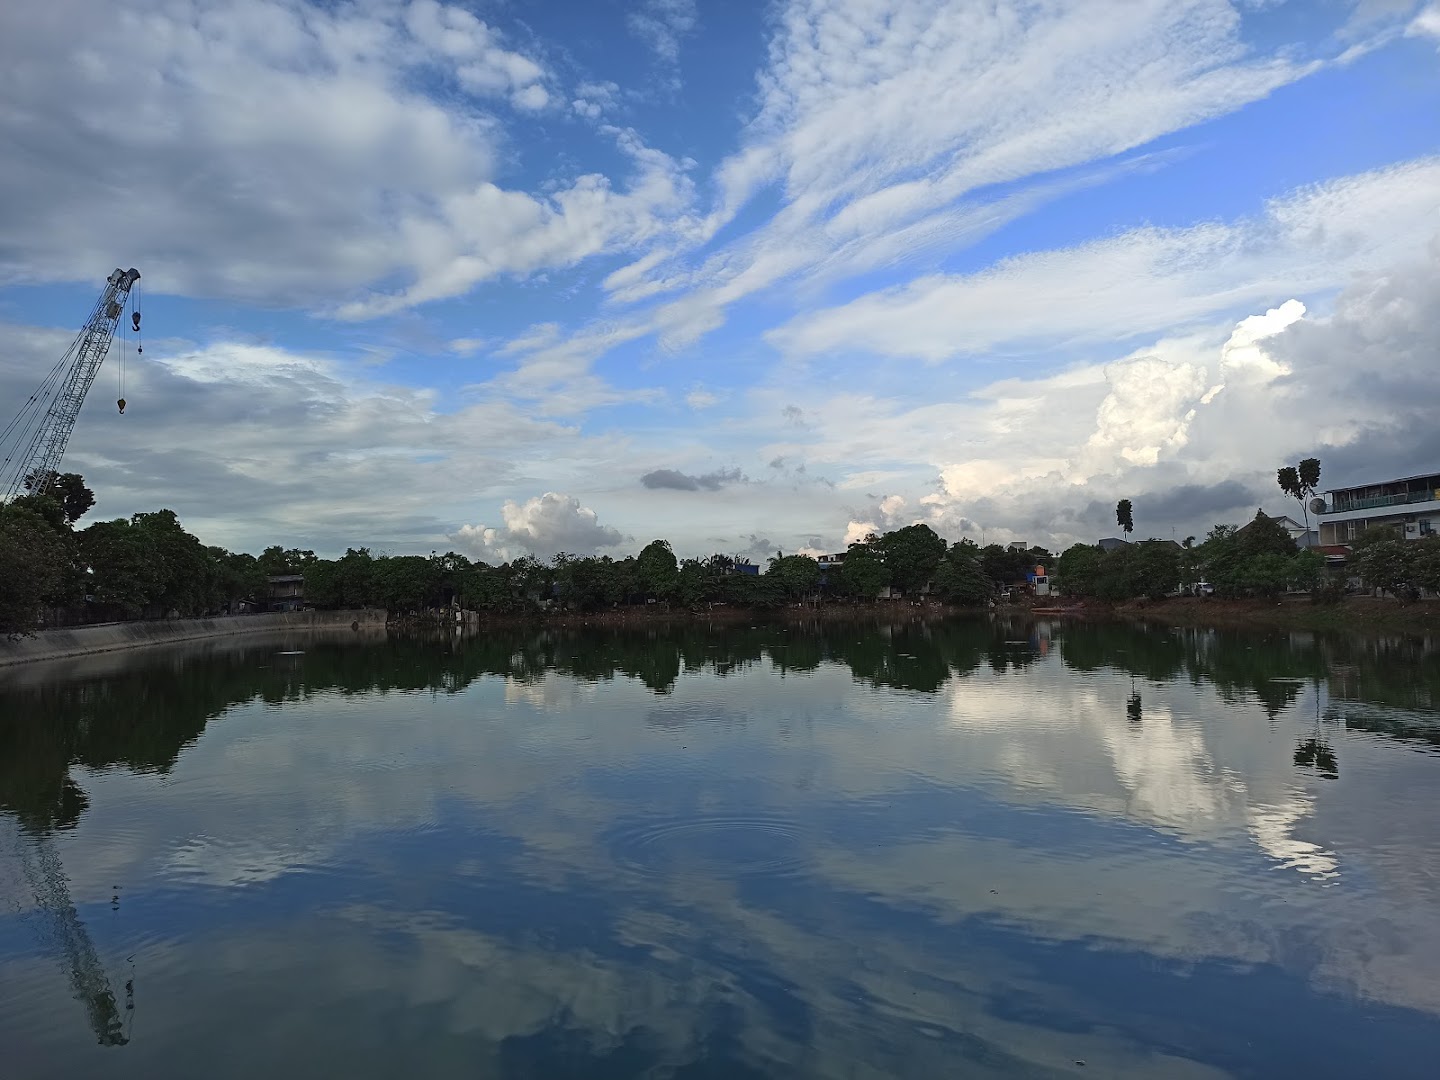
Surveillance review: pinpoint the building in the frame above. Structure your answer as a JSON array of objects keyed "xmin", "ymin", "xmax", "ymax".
[
  {"xmin": 265, "ymin": 574, "xmax": 305, "ymax": 612},
  {"xmin": 1026, "ymin": 563, "xmax": 1050, "ymax": 597},
  {"xmin": 1097, "ymin": 537, "xmax": 1129, "ymax": 552},
  {"xmin": 1314, "ymin": 471, "xmax": 1440, "ymax": 546},
  {"xmin": 1239, "ymin": 513, "xmax": 1318, "ymax": 548}
]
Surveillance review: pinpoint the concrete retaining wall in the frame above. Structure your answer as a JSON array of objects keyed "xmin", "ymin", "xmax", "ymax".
[{"xmin": 0, "ymin": 609, "xmax": 386, "ymax": 667}]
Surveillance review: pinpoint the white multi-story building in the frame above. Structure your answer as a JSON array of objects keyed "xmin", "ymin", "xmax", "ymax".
[{"xmin": 1313, "ymin": 471, "xmax": 1440, "ymax": 545}]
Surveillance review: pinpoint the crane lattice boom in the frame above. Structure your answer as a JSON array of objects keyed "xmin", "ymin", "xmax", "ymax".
[{"xmin": 1, "ymin": 267, "xmax": 140, "ymax": 504}]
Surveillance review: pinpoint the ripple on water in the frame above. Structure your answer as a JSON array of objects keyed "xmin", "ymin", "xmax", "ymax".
[{"xmin": 608, "ymin": 814, "xmax": 812, "ymax": 881}]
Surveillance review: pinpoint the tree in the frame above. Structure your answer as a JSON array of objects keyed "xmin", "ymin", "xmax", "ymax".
[
  {"xmin": 1411, "ymin": 537, "xmax": 1440, "ymax": 593},
  {"xmin": 257, "ymin": 546, "xmax": 316, "ymax": 577},
  {"xmin": 931, "ymin": 545, "xmax": 992, "ymax": 605},
  {"xmin": 875, "ymin": 523, "xmax": 947, "ymax": 596},
  {"xmin": 1239, "ymin": 552, "xmax": 1292, "ymax": 597},
  {"xmin": 78, "ymin": 518, "xmax": 162, "ymax": 616},
  {"xmin": 52, "ymin": 473, "xmax": 96, "ymax": 525},
  {"xmin": 635, "ymin": 539, "xmax": 678, "ymax": 600},
  {"xmin": 1351, "ymin": 529, "xmax": 1413, "ymax": 596},
  {"xmin": 766, "ymin": 554, "xmax": 821, "ymax": 600},
  {"xmin": 1130, "ymin": 541, "xmax": 1181, "ymax": 599},
  {"xmin": 1288, "ymin": 549, "xmax": 1326, "ymax": 593},
  {"xmin": 840, "ymin": 542, "xmax": 888, "ymax": 599},
  {"xmin": 0, "ymin": 506, "xmax": 69, "ymax": 635},
  {"xmin": 1057, "ymin": 543, "xmax": 1103, "ymax": 596},
  {"xmin": 1277, "ymin": 456, "xmax": 1321, "ymax": 538},
  {"xmin": 131, "ymin": 510, "xmax": 214, "ymax": 615},
  {"xmin": 1116, "ymin": 499, "xmax": 1134, "ymax": 537},
  {"xmin": 1238, "ymin": 509, "xmax": 1298, "ymax": 559}
]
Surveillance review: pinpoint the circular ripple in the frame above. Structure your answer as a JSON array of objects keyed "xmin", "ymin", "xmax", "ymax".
[{"xmin": 609, "ymin": 815, "xmax": 811, "ymax": 880}]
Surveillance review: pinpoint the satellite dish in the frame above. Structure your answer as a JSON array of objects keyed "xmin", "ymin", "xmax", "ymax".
[{"xmin": 1309, "ymin": 497, "xmax": 1326, "ymax": 515}]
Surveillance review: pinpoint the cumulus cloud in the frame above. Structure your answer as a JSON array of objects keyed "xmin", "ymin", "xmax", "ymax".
[
  {"xmin": 451, "ymin": 493, "xmax": 625, "ymax": 562},
  {"xmin": 0, "ymin": 0, "xmax": 697, "ymax": 316},
  {"xmin": 752, "ymin": 236, "xmax": 1440, "ymax": 550},
  {"xmin": 640, "ymin": 467, "xmax": 744, "ymax": 492},
  {"xmin": 0, "ymin": 326, "xmax": 602, "ymax": 555}
]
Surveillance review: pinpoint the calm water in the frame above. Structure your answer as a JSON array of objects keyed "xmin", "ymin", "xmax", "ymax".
[{"xmin": 2, "ymin": 617, "xmax": 1439, "ymax": 1078}]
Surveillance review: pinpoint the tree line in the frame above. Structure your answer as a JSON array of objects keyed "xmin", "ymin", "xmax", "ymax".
[
  {"xmin": 1057, "ymin": 509, "xmax": 1329, "ymax": 601},
  {"xmin": 3, "ymin": 476, "xmax": 1059, "ymax": 636}
]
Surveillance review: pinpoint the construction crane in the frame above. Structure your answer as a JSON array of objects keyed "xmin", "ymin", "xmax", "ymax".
[
  {"xmin": 0, "ymin": 267, "xmax": 141, "ymax": 505},
  {"xmin": 4, "ymin": 816, "xmax": 130, "ymax": 1046}
]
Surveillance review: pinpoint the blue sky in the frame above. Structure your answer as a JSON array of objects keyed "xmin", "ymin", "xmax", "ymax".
[{"xmin": 1, "ymin": 0, "xmax": 1438, "ymax": 560}]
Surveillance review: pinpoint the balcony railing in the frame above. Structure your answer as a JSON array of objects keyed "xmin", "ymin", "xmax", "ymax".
[{"xmin": 1329, "ymin": 490, "xmax": 1440, "ymax": 513}]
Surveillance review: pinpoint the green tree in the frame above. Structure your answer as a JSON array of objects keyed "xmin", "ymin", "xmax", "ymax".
[
  {"xmin": 1277, "ymin": 457, "xmax": 1321, "ymax": 537},
  {"xmin": 1057, "ymin": 543, "xmax": 1103, "ymax": 596},
  {"xmin": 0, "ymin": 506, "xmax": 69, "ymax": 635},
  {"xmin": 256, "ymin": 546, "xmax": 316, "ymax": 577},
  {"xmin": 635, "ymin": 539, "xmax": 678, "ymax": 599},
  {"xmin": 131, "ymin": 510, "xmax": 214, "ymax": 614},
  {"xmin": 52, "ymin": 473, "xmax": 96, "ymax": 525},
  {"xmin": 1239, "ymin": 552, "xmax": 1292, "ymax": 597},
  {"xmin": 1130, "ymin": 541, "xmax": 1181, "ymax": 599},
  {"xmin": 1351, "ymin": 528, "xmax": 1413, "ymax": 595},
  {"xmin": 78, "ymin": 518, "xmax": 162, "ymax": 615},
  {"xmin": 875, "ymin": 523, "xmax": 947, "ymax": 596},
  {"xmin": 1288, "ymin": 549, "xmax": 1326, "ymax": 593},
  {"xmin": 209, "ymin": 547, "xmax": 267, "ymax": 610},
  {"xmin": 1116, "ymin": 499, "xmax": 1134, "ymax": 537},
  {"xmin": 931, "ymin": 544, "xmax": 992, "ymax": 605},
  {"xmin": 673, "ymin": 558, "xmax": 710, "ymax": 606},
  {"xmin": 1237, "ymin": 509, "xmax": 1298, "ymax": 559},
  {"xmin": 1411, "ymin": 537, "xmax": 1440, "ymax": 593},
  {"xmin": 374, "ymin": 555, "xmax": 441, "ymax": 612},
  {"xmin": 840, "ymin": 542, "xmax": 889, "ymax": 599},
  {"xmin": 304, "ymin": 558, "xmax": 343, "ymax": 608},
  {"xmin": 766, "ymin": 554, "xmax": 821, "ymax": 600}
]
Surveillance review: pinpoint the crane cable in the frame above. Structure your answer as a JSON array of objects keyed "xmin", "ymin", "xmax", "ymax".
[{"xmin": 117, "ymin": 280, "xmax": 140, "ymax": 415}]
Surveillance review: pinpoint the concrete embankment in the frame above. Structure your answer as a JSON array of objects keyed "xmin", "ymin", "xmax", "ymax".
[{"xmin": 0, "ymin": 609, "xmax": 386, "ymax": 667}]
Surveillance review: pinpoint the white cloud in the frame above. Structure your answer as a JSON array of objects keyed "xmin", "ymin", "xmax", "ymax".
[
  {"xmin": 0, "ymin": 0, "xmax": 695, "ymax": 316},
  {"xmin": 627, "ymin": 0, "xmax": 698, "ymax": 64},
  {"xmin": 684, "ymin": 387, "xmax": 721, "ymax": 409},
  {"xmin": 0, "ymin": 326, "xmax": 618, "ymax": 554},
  {"xmin": 744, "ymin": 234, "xmax": 1440, "ymax": 550},
  {"xmin": 770, "ymin": 158, "xmax": 1440, "ymax": 361},
  {"xmin": 1407, "ymin": 2, "xmax": 1440, "ymax": 45},
  {"xmin": 601, "ymin": 0, "xmax": 1330, "ymax": 345},
  {"xmin": 451, "ymin": 492, "xmax": 626, "ymax": 562}
]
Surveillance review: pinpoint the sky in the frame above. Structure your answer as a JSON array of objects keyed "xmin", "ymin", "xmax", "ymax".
[{"xmin": 1, "ymin": 0, "xmax": 1438, "ymax": 563}]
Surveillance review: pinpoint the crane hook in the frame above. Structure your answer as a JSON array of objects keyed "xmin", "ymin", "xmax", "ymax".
[
  {"xmin": 117, "ymin": 398, "xmax": 126, "ymax": 414},
  {"xmin": 132, "ymin": 311, "xmax": 141, "ymax": 331}
]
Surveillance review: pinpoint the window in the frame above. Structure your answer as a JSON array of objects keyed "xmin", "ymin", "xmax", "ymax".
[
  {"xmin": 1345, "ymin": 521, "xmax": 1357, "ymax": 541},
  {"xmin": 1422, "ymin": 520, "xmax": 1436, "ymax": 537}
]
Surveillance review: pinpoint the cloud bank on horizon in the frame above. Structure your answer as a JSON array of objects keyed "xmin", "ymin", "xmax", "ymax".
[{"xmin": 1, "ymin": 0, "xmax": 1438, "ymax": 559}]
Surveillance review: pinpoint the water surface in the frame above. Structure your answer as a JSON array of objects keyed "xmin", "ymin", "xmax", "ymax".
[{"xmin": 2, "ymin": 618, "xmax": 1439, "ymax": 1078}]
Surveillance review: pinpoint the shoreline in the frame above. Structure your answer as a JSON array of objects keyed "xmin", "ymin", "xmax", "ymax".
[
  {"xmin": 0, "ymin": 608, "xmax": 385, "ymax": 667},
  {"xmin": 5, "ymin": 595, "xmax": 1435, "ymax": 669},
  {"xmin": 1107, "ymin": 595, "xmax": 1440, "ymax": 635}
]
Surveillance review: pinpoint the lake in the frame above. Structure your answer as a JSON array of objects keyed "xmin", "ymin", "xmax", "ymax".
[{"xmin": 2, "ymin": 616, "xmax": 1439, "ymax": 1078}]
